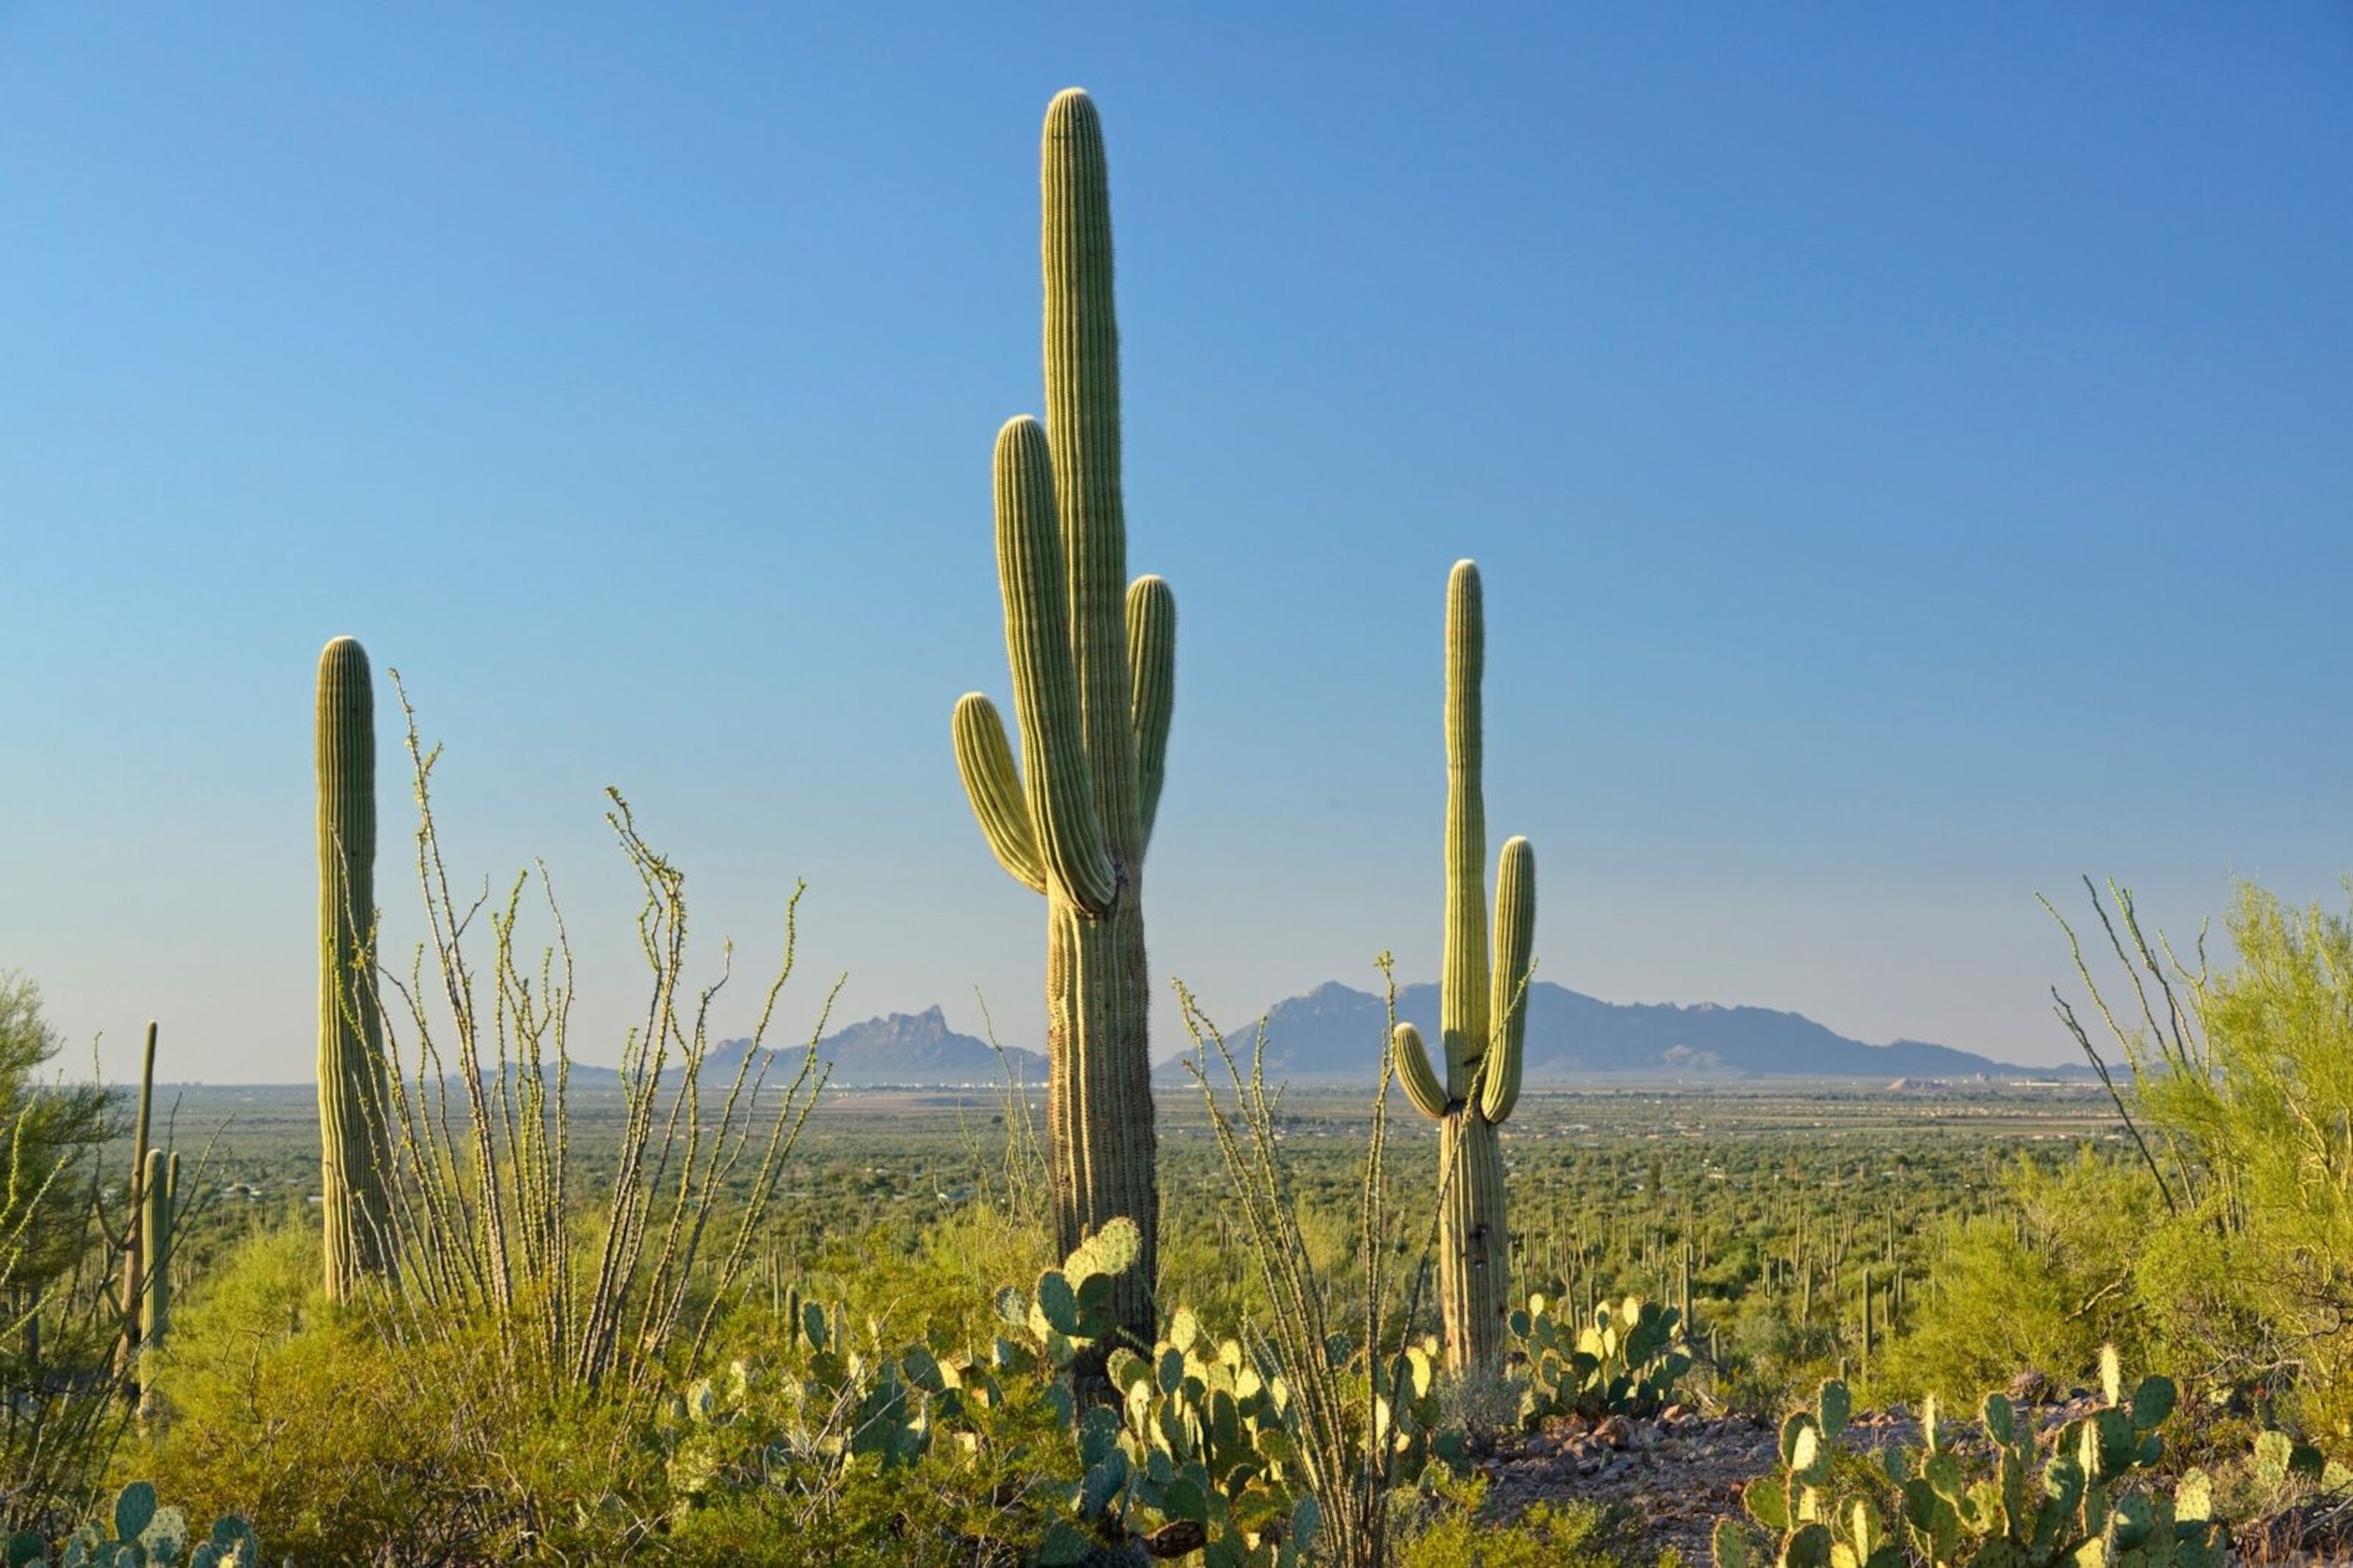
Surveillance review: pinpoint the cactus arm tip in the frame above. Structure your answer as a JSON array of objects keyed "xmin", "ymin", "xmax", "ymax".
[
  {"xmin": 952, "ymin": 693, "xmax": 1047, "ymax": 895},
  {"xmin": 1395, "ymin": 1022, "xmax": 1451, "ymax": 1121}
]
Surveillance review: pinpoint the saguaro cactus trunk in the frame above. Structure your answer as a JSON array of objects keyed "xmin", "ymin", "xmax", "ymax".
[
  {"xmin": 954, "ymin": 90, "xmax": 1174, "ymax": 1347},
  {"xmin": 1396, "ymin": 561, "xmax": 1538, "ymax": 1372},
  {"xmin": 316, "ymin": 635, "xmax": 391, "ymax": 1300}
]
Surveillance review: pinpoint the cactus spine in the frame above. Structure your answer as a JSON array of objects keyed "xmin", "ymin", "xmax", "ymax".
[
  {"xmin": 316, "ymin": 636, "xmax": 391, "ymax": 1299},
  {"xmin": 953, "ymin": 90, "xmax": 1173, "ymax": 1345},
  {"xmin": 1396, "ymin": 561, "xmax": 1536, "ymax": 1371}
]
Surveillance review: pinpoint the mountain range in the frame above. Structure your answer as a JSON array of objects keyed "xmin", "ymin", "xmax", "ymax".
[
  {"xmin": 704, "ymin": 1006, "xmax": 1047, "ymax": 1088},
  {"xmin": 1152, "ymin": 980, "xmax": 2073, "ymax": 1084},
  {"xmin": 680, "ymin": 983, "xmax": 2070, "ymax": 1088}
]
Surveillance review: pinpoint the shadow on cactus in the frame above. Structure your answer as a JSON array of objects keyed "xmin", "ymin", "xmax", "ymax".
[{"xmin": 1514, "ymin": 1293, "xmax": 1694, "ymax": 1428}]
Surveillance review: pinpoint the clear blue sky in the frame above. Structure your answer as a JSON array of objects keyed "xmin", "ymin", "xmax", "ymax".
[{"xmin": 5, "ymin": 5, "xmax": 2347, "ymax": 1082}]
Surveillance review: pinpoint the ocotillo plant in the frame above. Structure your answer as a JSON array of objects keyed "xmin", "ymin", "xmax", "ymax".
[
  {"xmin": 1396, "ymin": 561, "xmax": 1536, "ymax": 1371},
  {"xmin": 953, "ymin": 89, "xmax": 1174, "ymax": 1346},
  {"xmin": 316, "ymin": 636, "xmax": 391, "ymax": 1299}
]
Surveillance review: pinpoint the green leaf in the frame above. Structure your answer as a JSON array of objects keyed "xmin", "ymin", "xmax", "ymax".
[{"xmin": 1711, "ymin": 1518, "xmax": 1755, "ymax": 1568}]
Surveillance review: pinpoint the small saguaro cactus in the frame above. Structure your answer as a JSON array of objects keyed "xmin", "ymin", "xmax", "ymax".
[
  {"xmin": 1396, "ymin": 561, "xmax": 1536, "ymax": 1372},
  {"xmin": 316, "ymin": 635, "xmax": 391, "ymax": 1300},
  {"xmin": 136, "ymin": 1147, "xmax": 177, "ymax": 1421},
  {"xmin": 952, "ymin": 89, "xmax": 1175, "ymax": 1348},
  {"xmin": 112, "ymin": 1020, "xmax": 159, "ymax": 1393}
]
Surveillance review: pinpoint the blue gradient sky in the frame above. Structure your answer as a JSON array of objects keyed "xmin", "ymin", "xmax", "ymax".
[{"xmin": 5, "ymin": 5, "xmax": 2348, "ymax": 1082}]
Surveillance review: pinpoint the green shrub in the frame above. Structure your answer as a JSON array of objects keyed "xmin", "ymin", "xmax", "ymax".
[
  {"xmin": 1399, "ymin": 1471, "xmax": 1675, "ymax": 1567},
  {"xmin": 134, "ymin": 1224, "xmax": 658, "ymax": 1565},
  {"xmin": 2046, "ymin": 881, "xmax": 2353, "ymax": 1442}
]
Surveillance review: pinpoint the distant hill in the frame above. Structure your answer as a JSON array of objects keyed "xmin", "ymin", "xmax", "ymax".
[
  {"xmin": 705, "ymin": 1006, "xmax": 1047, "ymax": 1088},
  {"xmin": 1154, "ymin": 980, "xmax": 2076, "ymax": 1085}
]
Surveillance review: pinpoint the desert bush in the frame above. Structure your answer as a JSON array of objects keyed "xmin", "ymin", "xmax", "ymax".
[
  {"xmin": 0, "ymin": 971, "xmax": 126, "ymax": 1537},
  {"xmin": 2044, "ymin": 881, "xmax": 2353, "ymax": 1441},
  {"xmin": 1398, "ymin": 1469, "xmax": 1671, "ymax": 1567}
]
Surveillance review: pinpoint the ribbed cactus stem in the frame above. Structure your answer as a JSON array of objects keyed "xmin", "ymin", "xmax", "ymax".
[
  {"xmin": 117, "ymin": 1020, "xmax": 158, "ymax": 1391},
  {"xmin": 951, "ymin": 90, "xmax": 1173, "ymax": 1350},
  {"xmin": 317, "ymin": 636, "xmax": 391, "ymax": 1300},
  {"xmin": 1395, "ymin": 560, "xmax": 1539, "ymax": 1372},
  {"xmin": 136, "ymin": 1146, "xmax": 171, "ymax": 1422}
]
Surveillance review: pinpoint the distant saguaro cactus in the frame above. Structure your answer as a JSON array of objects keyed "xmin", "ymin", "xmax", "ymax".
[
  {"xmin": 316, "ymin": 635, "xmax": 391, "ymax": 1299},
  {"xmin": 952, "ymin": 89, "xmax": 1174, "ymax": 1347},
  {"xmin": 136, "ymin": 1147, "xmax": 175, "ymax": 1421},
  {"xmin": 1396, "ymin": 561, "xmax": 1537, "ymax": 1371}
]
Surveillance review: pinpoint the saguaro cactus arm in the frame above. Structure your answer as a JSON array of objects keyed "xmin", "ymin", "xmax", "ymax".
[
  {"xmin": 1396, "ymin": 1023, "xmax": 1452, "ymax": 1121},
  {"xmin": 994, "ymin": 415, "xmax": 1121, "ymax": 916},
  {"xmin": 1482, "ymin": 836, "xmax": 1536, "ymax": 1124},
  {"xmin": 952, "ymin": 694, "xmax": 1046, "ymax": 893},
  {"xmin": 1127, "ymin": 574, "xmax": 1176, "ymax": 850}
]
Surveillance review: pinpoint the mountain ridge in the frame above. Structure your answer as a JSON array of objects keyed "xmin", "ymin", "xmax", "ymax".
[{"xmin": 1154, "ymin": 979, "xmax": 2077, "ymax": 1084}]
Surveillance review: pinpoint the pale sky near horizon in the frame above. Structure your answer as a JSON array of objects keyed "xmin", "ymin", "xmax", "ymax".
[{"xmin": 4, "ymin": 5, "xmax": 2348, "ymax": 1083}]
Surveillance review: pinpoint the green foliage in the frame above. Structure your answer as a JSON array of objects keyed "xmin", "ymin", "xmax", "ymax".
[
  {"xmin": 1513, "ymin": 1292, "xmax": 1694, "ymax": 1426},
  {"xmin": 0, "ymin": 972, "xmax": 110, "ymax": 1301},
  {"xmin": 1399, "ymin": 1469, "xmax": 1673, "ymax": 1567},
  {"xmin": 0, "ymin": 972, "xmax": 125, "ymax": 1537},
  {"xmin": 135, "ymin": 1224, "xmax": 659, "ymax": 1565},
  {"xmin": 2047, "ymin": 880, "xmax": 2353, "ymax": 1442}
]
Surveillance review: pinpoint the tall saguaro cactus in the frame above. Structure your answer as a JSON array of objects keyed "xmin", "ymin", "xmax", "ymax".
[
  {"xmin": 1396, "ymin": 561, "xmax": 1537, "ymax": 1372},
  {"xmin": 316, "ymin": 635, "xmax": 391, "ymax": 1300},
  {"xmin": 954, "ymin": 89, "xmax": 1174, "ymax": 1346}
]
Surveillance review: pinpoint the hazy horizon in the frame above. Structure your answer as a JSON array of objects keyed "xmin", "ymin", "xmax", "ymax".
[{"xmin": 5, "ymin": 6, "xmax": 2348, "ymax": 1085}]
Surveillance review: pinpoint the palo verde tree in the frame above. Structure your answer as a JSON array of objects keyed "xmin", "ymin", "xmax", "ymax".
[
  {"xmin": 953, "ymin": 89, "xmax": 1176, "ymax": 1346},
  {"xmin": 1396, "ymin": 561, "xmax": 1536, "ymax": 1371}
]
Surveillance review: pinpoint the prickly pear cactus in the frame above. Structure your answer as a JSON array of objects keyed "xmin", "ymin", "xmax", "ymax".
[
  {"xmin": 34, "ymin": 1481, "xmax": 258, "ymax": 1568},
  {"xmin": 1395, "ymin": 561, "xmax": 1536, "ymax": 1371},
  {"xmin": 1514, "ymin": 1292, "xmax": 1692, "ymax": 1426},
  {"xmin": 952, "ymin": 89, "xmax": 1176, "ymax": 1351},
  {"xmin": 1716, "ymin": 1357, "xmax": 2228, "ymax": 1568}
]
